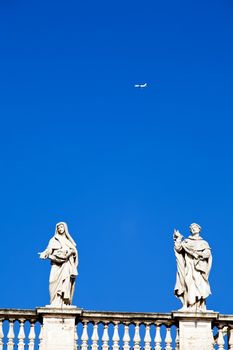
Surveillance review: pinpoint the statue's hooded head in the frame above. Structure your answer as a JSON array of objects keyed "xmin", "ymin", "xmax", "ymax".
[
  {"xmin": 55, "ymin": 222, "xmax": 76, "ymax": 247},
  {"xmin": 189, "ymin": 223, "xmax": 202, "ymax": 235}
]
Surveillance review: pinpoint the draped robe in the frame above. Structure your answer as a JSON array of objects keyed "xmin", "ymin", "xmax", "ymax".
[{"xmin": 174, "ymin": 235, "xmax": 212, "ymax": 310}]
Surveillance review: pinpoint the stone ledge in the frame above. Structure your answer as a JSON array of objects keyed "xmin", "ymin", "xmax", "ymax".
[
  {"xmin": 172, "ymin": 311, "xmax": 219, "ymax": 320},
  {"xmin": 36, "ymin": 306, "xmax": 82, "ymax": 317}
]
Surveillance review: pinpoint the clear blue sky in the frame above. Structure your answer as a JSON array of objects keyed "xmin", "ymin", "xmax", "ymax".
[{"xmin": 1, "ymin": 0, "xmax": 233, "ymax": 314}]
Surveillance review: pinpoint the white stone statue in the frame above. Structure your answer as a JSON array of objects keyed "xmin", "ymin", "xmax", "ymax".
[
  {"xmin": 39, "ymin": 222, "xmax": 78, "ymax": 307},
  {"xmin": 174, "ymin": 223, "xmax": 212, "ymax": 312}
]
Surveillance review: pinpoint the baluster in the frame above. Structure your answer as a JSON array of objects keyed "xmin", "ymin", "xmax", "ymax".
[
  {"xmin": 133, "ymin": 323, "xmax": 141, "ymax": 350},
  {"xmin": 81, "ymin": 322, "xmax": 89, "ymax": 350},
  {"xmin": 144, "ymin": 324, "xmax": 151, "ymax": 350},
  {"xmin": 7, "ymin": 319, "xmax": 15, "ymax": 350},
  {"xmin": 0, "ymin": 319, "xmax": 4, "ymax": 350},
  {"xmin": 175, "ymin": 328, "xmax": 179, "ymax": 350},
  {"xmin": 39, "ymin": 324, "xmax": 44, "ymax": 350},
  {"xmin": 123, "ymin": 323, "xmax": 130, "ymax": 350},
  {"xmin": 112, "ymin": 323, "xmax": 120, "ymax": 350},
  {"xmin": 211, "ymin": 329, "xmax": 216, "ymax": 350},
  {"xmin": 228, "ymin": 327, "xmax": 233, "ymax": 350},
  {"xmin": 28, "ymin": 321, "xmax": 36, "ymax": 350},
  {"xmin": 154, "ymin": 325, "xmax": 162, "ymax": 350},
  {"xmin": 74, "ymin": 326, "xmax": 78, "ymax": 350},
  {"xmin": 102, "ymin": 324, "xmax": 109, "ymax": 350},
  {"xmin": 217, "ymin": 328, "xmax": 225, "ymax": 350},
  {"xmin": 91, "ymin": 323, "xmax": 99, "ymax": 350},
  {"xmin": 17, "ymin": 319, "xmax": 25, "ymax": 350},
  {"xmin": 165, "ymin": 326, "xmax": 172, "ymax": 350}
]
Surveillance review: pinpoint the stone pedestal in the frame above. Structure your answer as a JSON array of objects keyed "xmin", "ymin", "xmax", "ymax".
[
  {"xmin": 37, "ymin": 307, "xmax": 82, "ymax": 350},
  {"xmin": 173, "ymin": 311, "xmax": 219, "ymax": 350}
]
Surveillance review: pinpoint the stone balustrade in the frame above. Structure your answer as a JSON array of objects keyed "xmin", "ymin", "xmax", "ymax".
[
  {"xmin": 0, "ymin": 309, "xmax": 42, "ymax": 350},
  {"xmin": 1, "ymin": 308, "xmax": 233, "ymax": 349},
  {"xmin": 213, "ymin": 315, "xmax": 233, "ymax": 349},
  {"xmin": 77, "ymin": 311, "xmax": 178, "ymax": 350}
]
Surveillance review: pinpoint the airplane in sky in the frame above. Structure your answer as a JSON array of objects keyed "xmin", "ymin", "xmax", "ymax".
[{"xmin": 134, "ymin": 83, "xmax": 148, "ymax": 88}]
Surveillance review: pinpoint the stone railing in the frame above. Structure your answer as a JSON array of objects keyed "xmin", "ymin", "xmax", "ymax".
[
  {"xmin": 0, "ymin": 308, "xmax": 233, "ymax": 349},
  {"xmin": 77, "ymin": 310, "xmax": 178, "ymax": 350},
  {"xmin": 213, "ymin": 315, "xmax": 233, "ymax": 349},
  {"xmin": 0, "ymin": 309, "xmax": 42, "ymax": 350}
]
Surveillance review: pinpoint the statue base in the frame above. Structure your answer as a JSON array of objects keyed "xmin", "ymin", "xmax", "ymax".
[
  {"xmin": 173, "ymin": 311, "xmax": 219, "ymax": 350},
  {"xmin": 37, "ymin": 307, "xmax": 82, "ymax": 350}
]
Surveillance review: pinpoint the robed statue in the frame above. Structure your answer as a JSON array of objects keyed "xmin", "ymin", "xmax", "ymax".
[
  {"xmin": 174, "ymin": 223, "xmax": 212, "ymax": 312},
  {"xmin": 39, "ymin": 222, "xmax": 78, "ymax": 307}
]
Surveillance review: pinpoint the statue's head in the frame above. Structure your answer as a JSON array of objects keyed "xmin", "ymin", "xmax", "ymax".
[
  {"xmin": 189, "ymin": 223, "xmax": 201, "ymax": 235},
  {"xmin": 55, "ymin": 222, "xmax": 76, "ymax": 247},
  {"xmin": 56, "ymin": 222, "xmax": 66, "ymax": 235}
]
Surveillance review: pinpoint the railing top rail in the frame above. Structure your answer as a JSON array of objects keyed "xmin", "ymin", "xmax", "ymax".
[
  {"xmin": 218, "ymin": 314, "xmax": 233, "ymax": 321},
  {"xmin": 0, "ymin": 308, "xmax": 173, "ymax": 324},
  {"xmin": 80, "ymin": 310, "xmax": 173, "ymax": 323},
  {"xmin": 0, "ymin": 308, "xmax": 233, "ymax": 325},
  {"xmin": 214, "ymin": 314, "xmax": 233, "ymax": 327},
  {"xmin": 0, "ymin": 308, "xmax": 37, "ymax": 321}
]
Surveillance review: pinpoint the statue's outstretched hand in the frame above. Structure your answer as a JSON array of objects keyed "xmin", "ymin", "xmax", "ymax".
[
  {"xmin": 38, "ymin": 251, "xmax": 48, "ymax": 259},
  {"xmin": 173, "ymin": 229, "xmax": 182, "ymax": 241}
]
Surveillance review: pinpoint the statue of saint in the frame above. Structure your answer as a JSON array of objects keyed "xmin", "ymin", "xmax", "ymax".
[
  {"xmin": 39, "ymin": 222, "xmax": 78, "ymax": 307},
  {"xmin": 174, "ymin": 223, "xmax": 212, "ymax": 312}
]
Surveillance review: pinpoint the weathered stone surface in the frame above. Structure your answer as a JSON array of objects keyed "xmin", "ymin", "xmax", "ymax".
[
  {"xmin": 37, "ymin": 307, "xmax": 82, "ymax": 350},
  {"xmin": 173, "ymin": 311, "xmax": 218, "ymax": 350}
]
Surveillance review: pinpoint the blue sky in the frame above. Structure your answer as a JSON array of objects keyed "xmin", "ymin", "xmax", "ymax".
[{"xmin": 0, "ymin": 0, "xmax": 233, "ymax": 314}]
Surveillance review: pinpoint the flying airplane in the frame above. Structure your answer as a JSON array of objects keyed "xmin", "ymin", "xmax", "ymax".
[{"xmin": 134, "ymin": 83, "xmax": 147, "ymax": 88}]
